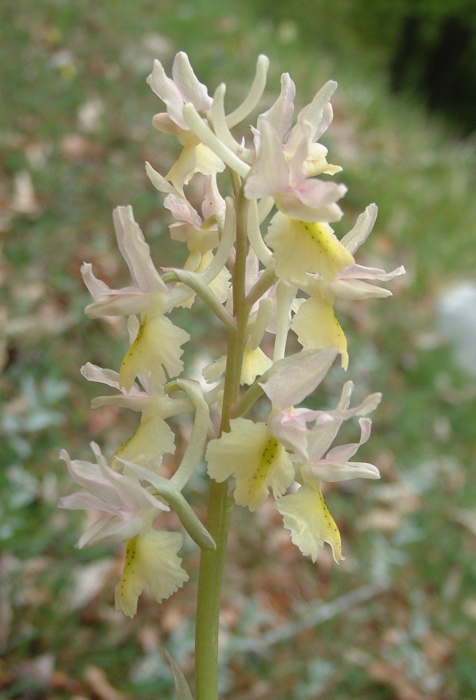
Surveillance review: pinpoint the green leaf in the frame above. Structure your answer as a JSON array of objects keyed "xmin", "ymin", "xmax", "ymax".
[{"xmin": 165, "ymin": 650, "xmax": 194, "ymax": 700}]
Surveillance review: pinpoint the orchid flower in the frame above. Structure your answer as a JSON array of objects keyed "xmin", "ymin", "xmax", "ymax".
[
  {"xmin": 242, "ymin": 75, "xmax": 352, "ymax": 290},
  {"xmin": 165, "ymin": 175, "xmax": 225, "ymax": 254},
  {"xmin": 59, "ymin": 443, "xmax": 189, "ymax": 616},
  {"xmin": 275, "ymin": 382, "xmax": 381, "ymax": 563},
  {"xmin": 205, "ymin": 350, "xmax": 339, "ymax": 508},
  {"xmin": 163, "ymin": 175, "xmax": 231, "ymax": 306},
  {"xmin": 80, "ymin": 363, "xmax": 192, "ymax": 470},
  {"xmin": 146, "ymin": 52, "xmax": 225, "ymax": 192},
  {"xmin": 290, "ymin": 205, "xmax": 405, "ymax": 369},
  {"xmin": 244, "ymin": 77, "xmax": 346, "ymax": 223},
  {"xmin": 81, "ymin": 206, "xmax": 191, "ymax": 390}
]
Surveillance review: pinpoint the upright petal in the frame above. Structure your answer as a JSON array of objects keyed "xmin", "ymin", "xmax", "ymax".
[
  {"xmin": 258, "ymin": 72, "xmax": 296, "ymax": 140},
  {"xmin": 113, "ymin": 206, "xmax": 165, "ymax": 293},
  {"xmin": 147, "ymin": 59, "xmax": 189, "ymax": 130},
  {"xmin": 172, "ymin": 52, "xmax": 212, "ymax": 111},
  {"xmin": 340, "ymin": 204, "xmax": 378, "ymax": 254},
  {"xmin": 244, "ymin": 120, "xmax": 289, "ymax": 200}
]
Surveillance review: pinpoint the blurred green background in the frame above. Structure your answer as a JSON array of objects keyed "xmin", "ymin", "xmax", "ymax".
[{"xmin": 2, "ymin": 0, "xmax": 476, "ymax": 698}]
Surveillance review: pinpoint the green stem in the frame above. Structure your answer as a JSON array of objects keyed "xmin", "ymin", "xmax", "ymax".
[
  {"xmin": 194, "ymin": 481, "xmax": 233, "ymax": 699},
  {"xmin": 194, "ymin": 187, "xmax": 250, "ymax": 700}
]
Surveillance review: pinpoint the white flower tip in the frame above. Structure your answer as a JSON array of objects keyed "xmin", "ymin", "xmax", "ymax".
[
  {"xmin": 57, "ymin": 496, "xmax": 68, "ymax": 509},
  {"xmin": 59, "ymin": 448, "xmax": 69, "ymax": 463},
  {"xmin": 257, "ymin": 54, "xmax": 270, "ymax": 71},
  {"xmin": 79, "ymin": 362, "xmax": 98, "ymax": 381},
  {"xmin": 214, "ymin": 82, "xmax": 226, "ymax": 99}
]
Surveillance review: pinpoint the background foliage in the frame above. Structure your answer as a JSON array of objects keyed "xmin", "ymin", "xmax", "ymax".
[{"xmin": 2, "ymin": 0, "xmax": 476, "ymax": 698}]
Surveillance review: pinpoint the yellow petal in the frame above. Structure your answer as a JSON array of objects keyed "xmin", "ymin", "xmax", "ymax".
[
  {"xmin": 275, "ymin": 485, "xmax": 343, "ymax": 563},
  {"xmin": 166, "ymin": 145, "xmax": 198, "ymax": 193},
  {"xmin": 265, "ymin": 212, "xmax": 354, "ymax": 285},
  {"xmin": 119, "ymin": 314, "xmax": 190, "ymax": 391},
  {"xmin": 291, "ymin": 298, "xmax": 348, "ymax": 369},
  {"xmin": 115, "ymin": 530, "xmax": 188, "ymax": 617},
  {"xmin": 241, "ymin": 346, "xmax": 273, "ymax": 385},
  {"xmin": 194, "ymin": 143, "xmax": 226, "ymax": 177},
  {"xmin": 112, "ymin": 413, "xmax": 176, "ymax": 470},
  {"xmin": 206, "ymin": 419, "xmax": 294, "ymax": 511},
  {"xmin": 167, "ymin": 143, "xmax": 225, "ymax": 193},
  {"xmin": 196, "ymin": 251, "xmax": 231, "ymax": 304}
]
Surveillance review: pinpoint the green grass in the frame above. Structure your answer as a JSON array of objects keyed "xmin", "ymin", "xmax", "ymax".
[{"xmin": 2, "ymin": 0, "xmax": 476, "ymax": 698}]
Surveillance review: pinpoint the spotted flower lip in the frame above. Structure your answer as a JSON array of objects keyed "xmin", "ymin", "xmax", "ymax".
[
  {"xmin": 115, "ymin": 529, "xmax": 188, "ymax": 618},
  {"xmin": 275, "ymin": 482, "xmax": 343, "ymax": 563},
  {"xmin": 205, "ymin": 418, "xmax": 294, "ymax": 511}
]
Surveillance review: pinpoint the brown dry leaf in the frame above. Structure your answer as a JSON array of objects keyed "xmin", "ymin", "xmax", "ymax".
[
  {"xmin": 68, "ymin": 559, "xmax": 116, "ymax": 610},
  {"xmin": 369, "ymin": 482, "xmax": 421, "ymax": 513},
  {"xmin": 422, "ymin": 631, "xmax": 453, "ymax": 665},
  {"xmin": 452, "ymin": 508, "xmax": 476, "ymax": 535},
  {"xmin": 161, "ymin": 604, "xmax": 186, "ymax": 633},
  {"xmin": 12, "ymin": 653, "xmax": 55, "ymax": 688},
  {"xmin": 84, "ymin": 665, "xmax": 128, "ymax": 700},
  {"xmin": 61, "ymin": 134, "xmax": 103, "ymax": 160},
  {"xmin": 368, "ymin": 660, "xmax": 426, "ymax": 700},
  {"xmin": 357, "ymin": 508, "xmax": 403, "ymax": 533},
  {"xmin": 50, "ymin": 669, "xmax": 88, "ymax": 695}
]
